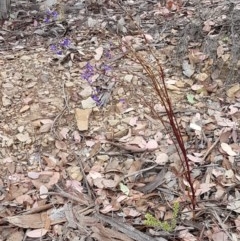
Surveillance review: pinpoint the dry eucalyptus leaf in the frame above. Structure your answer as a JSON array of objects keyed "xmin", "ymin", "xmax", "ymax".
[
  {"xmin": 55, "ymin": 140, "xmax": 67, "ymax": 150},
  {"xmin": 75, "ymin": 108, "xmax": 92, "ymax": 131},
  {"xmin": 227, "ymin": 84, "xmax": 240, "ymax": 98},
  {"xmin": 94, "ymin": 46, "xmax": 103, "ymax": 61},
  {"xmin": 182, "ymin": 60, "xmax": 195, "ymax": 77},
  {"xmin": 66, "ymin": 166, "xmax": 83, "ymax": 181},
  {"xmin": 39, "ymin": 185, "xmax": 48, "ymax": 199},
  {"xmin": 26, "ymin": 229, "xmax": 48, "ymax": 238},
  {"xmin": 221, "ymin": 143, "xmax": 237, "ymax": 156}
]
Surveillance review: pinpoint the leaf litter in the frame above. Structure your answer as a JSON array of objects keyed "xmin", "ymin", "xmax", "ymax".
[{"xmin": 0, "ymin": 0, "xmax": 240, "ymax": 240}]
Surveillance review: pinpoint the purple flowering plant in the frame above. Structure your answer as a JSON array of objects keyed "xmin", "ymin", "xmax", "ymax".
[
  {"xmin": 50, "ymin": 38, "xmax": 71, "ymax": 55},
  {"xmin": 44, "ymin": 9, "xmax": 58, "ymax": 23},
  {"xmin": 81, "ymin": 62, "xmax": 95, "ymax": 83},
  {"xmin": 81, "ymin": 47, "xmax": 115, "ymax": 106},
  {"xmin": 81, "ymin": 62, "xmax": 101, "ymax": 105}
]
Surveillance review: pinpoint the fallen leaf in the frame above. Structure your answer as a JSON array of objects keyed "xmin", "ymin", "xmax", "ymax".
[
  {"xmin": 119, "ymin": 183, "xmax": 130, "ymax": 196},
  {"xmin": 59, "ymin": 127, "xmax": 69, "ymax": 139},
  {"xmin": 28, "ymin": 172, "xmax": 40, "ymax": 179},
  {"xmin": 15, "ymin": 194, "xmax": 34, "ymax": 205},
  {"xmin": 221, "ymin": 143, "xmax": 237, "ymax": 156},
  {"xmin": 227, "ymin": 84, "xmax": 240, "ymax": 98},
  {"xmin": 195, "ymin": 73, "xmax": 208, "ymax": 82},
  {"xmin": 75, "ymin": 108, "xmax": 92, "ymax": 131},
  {"xmin": 146, "ymin": 139, "xmax": 158, "ymax": 150},
  {"xmin": 16, "ymin": 133, "xmax": 31, "ymax": 143},
  {"xmin": 128, "ymin": 160, "xmax": 142, "ymax": 182},
  {"xmin": 94, "ymin": 46, "xmax": 103, "ymax": 60},
  {"xmin": 195, "ymin": 183, "xmax": 215, "ymax": 196},
  {"xmin": 182, "ymin": 60, "xmax": 195, "ymax": 77},
  {"xmin": 187, "ymin": 93, "xmax": 195, "ymax": 104},
  {"xmin": 129, "ymin": 117, "xmax": 138, "ymax": 126},
  {"xmin": 55, "ymin": 140, "xmax": 67, "ymax": 150},
  {"xmin": 217, "ymin": 45, "xmax": 225, "ymax": 58},
  {"xmin": 39, "ymin": 123, "xmax": 52, "ymax": 133},
  {"xmin": 227, "ymin": 200, "xmax": 240, "ymax": 213},
  {"xmin": 155, "ymin": 152, "xmax": 168, "ymax": 165},
  {"xmin": 40, "ymin": 185, "xmax": 48, "ymax": 199},
  {"xmin": 6, "ymin": 231, "xmax": 24, "ymax": 241},
  {"xmin": 66, "ymin": 166, "xmax": 83, "ymax": 181},
  {"xmin": 178, "ymin": 229, "xmax": 197, "ymax": 241},
  {"xmin": 73, "ymin": 130, "xmax": 81, "ymax": 143},
  {"xmin": 20, "ymin": 105, "xmax": 30, "ymax": 113},
  {"xmin": 32, "ymin": 172, "xmax": 60, "ymax": 189},
  {"xmin": 122, "ymin": 207, "xmax": 140, "ymax": 217},
  {"xmin": 81, "ymin": 97, "xmax": 96, "ymax": 108},
  {"xmin": 26, "ymin": 229, "xmax": 48, "ymax": 238},
  {"xmin": 212, "ymin": 227, "xmax": 228, "ymax": 241}
]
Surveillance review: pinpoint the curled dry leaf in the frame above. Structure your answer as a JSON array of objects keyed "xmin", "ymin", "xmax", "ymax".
[
  {"xmin": 178, "ymin": 229, "xmax": 197, "ymax": 241},
  {"xmin": 55, "ymin": 140, "xmax": 67, "ymax": 150},
  {"xmin": 122, "ymin": 207, "xmax": 141, "ymax": 217},
  {"xmin": 73, "ymin": 130, "xmax": 81, "ymax": 143},
  {"xmin": 31, "ymin": 172, "xmax": 60, "ymax": 189},
  {"xmin": 59, "ymin": 127, "xmax": 69, "ymax": 140},
  {"xmin": 146, "ymin": 139, "xmax": 158, "ymax": 150},
  {"xmin": 40, "ymin": 185, "xmax": 48, "ymax": 199},
  {"xmin": 15, "ymin": 194, "xmax": 34, "ymax": 205},
  {"xmin": 39, "ymin": 123, "xmax": 52, "ymax": 133},
  {"xmin": 66, "ymin": 166, "xmax": 83, "ymax": 181},
  {"xmin": 28, "ymin": 172, "xmax": 40, "ymax": 179},
  {"xmin": 155, "ymin": 152, "xmax": 168, "ymax": 165},
  {"xmin": 75, "ymin": 108, "xmax": 92, "ymax": 131},
  {"xmin": 221, "ymin": 143, "xmax": 237, "ymax": 156},
  {"xmin": 26, "ymin": 229, "xmax": 48, "ymax": 238},
  {"xmin": 94, "ymin": 46, "xmax": 103, "ymax": 61},
  {"xmin": 227, "ymin": 200, "xmax": 240, "ymax": 213},
  {"xmin": 66, "ymin": 180, "xmax": 84, "ymax": 193}
]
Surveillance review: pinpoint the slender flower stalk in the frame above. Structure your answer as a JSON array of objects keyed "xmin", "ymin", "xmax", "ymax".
[{"xmin": 123, "ymin": 42, "xmax": 197, "ymax": 213}]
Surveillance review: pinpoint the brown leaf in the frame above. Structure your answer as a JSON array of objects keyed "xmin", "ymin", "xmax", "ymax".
[
  {"xmin": 26, "ymin": 229, "xmax": 48, "ymax": 238},
  {"xmin": 221, "ymin": 143, "xmax": 237, "ymax": 156},
  {"xmin": 32, "ymin": 172, "xmax": 60, "ymax": 189},
  {"xmin": 128, "ymin": 160, "xmax": 142, "ymax": 182},
  {"xmin": 75, "ymin": 108, "xmax": 92, "ymax": 131},
  {"xmin": 55, "ymin": 140, "xmax": 67, "ymax": 150}
]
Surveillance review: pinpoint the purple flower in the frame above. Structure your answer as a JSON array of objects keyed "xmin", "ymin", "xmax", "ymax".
[
  {"xmin": 102, "ymin": 64, "xmax": 111, "ymax": 72},
  {"xmin": 86, "ymin": 62, "xmax": 94, "ymax": 72},
  {"xmin": 51, "ymin": 11, "xmax": 58, "ymax": 19},
  {"xmin": 45, "ymin": 10, "xmax": 58, "ymax": 23},
  {"xmin": 50, "ymin": 44, "xmax": 57, "ymax": 51},
  {"xmin": 92, "ymin": 94, "xmax": 101, "ymax": 105},
  {"xmin": 60, "ymin": 39, "xmax": 70, "ymax": 48},
  {"xmin": 44, "ymin": 16, "xmax": 50, "ymax": 23},
  {"xmin": 56, "ymin": 50, "xmax": 62, "ymax": 55},
  {"xmin": 50, "ymin": 44, "xmax": 62, "ymax": 55},
  {"xmin": 81, "ymin": 62, "xmax": 94, "ymax": 82},
  {"xmin": 46, "ymin": 9, "xmax": 52, "ymax": 15},
  {"xmin": 105, "ymin": 50, "xmax": 111, "ymax": 59}
]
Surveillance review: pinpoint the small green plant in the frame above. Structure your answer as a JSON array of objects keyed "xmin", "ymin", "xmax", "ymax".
[{"xmin": 144, "ymin": 202, "xmax": 180, "ymax": 232}]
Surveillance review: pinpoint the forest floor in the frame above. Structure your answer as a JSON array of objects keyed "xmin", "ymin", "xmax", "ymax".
[{"xmin": 0, "ymin": 0, "xmax": 240, "ymax": 240}]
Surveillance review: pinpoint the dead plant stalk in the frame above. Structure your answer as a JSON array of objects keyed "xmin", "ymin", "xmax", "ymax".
[{"xmin": 125, "ymin": 43, "xmax": 196, "ymax": 212}]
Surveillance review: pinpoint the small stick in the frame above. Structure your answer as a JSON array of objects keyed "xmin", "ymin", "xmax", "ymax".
[{"xmin": 202, "ymin": 136, "xmax": 220, "ymax": 162}]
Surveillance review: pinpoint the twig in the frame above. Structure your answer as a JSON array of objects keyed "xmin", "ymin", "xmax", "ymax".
[
  {"xmin": 212, "ymin": 210, "xmax": 234, "ymax": 241},
  {"xmin": 41, "ymin": 191, "xmax": 92, "ymax": 206},
  {"xmin": 123, "ymin": 164, "xmax": 158, "ymax": 180},
  {"xmin": 51, "ymin": 79, "xmax": 69, "ymax": 138},
  {"xmin": 137, "ymin": 167, "xmax": 167, "ymax": 194},
  {"xmin": 75, "ymin": 153, "xmax": 96, "ymax": 200},
  {"xmin": 202, "ymin": 136, "xmax": 220, "ymax": 162}
]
